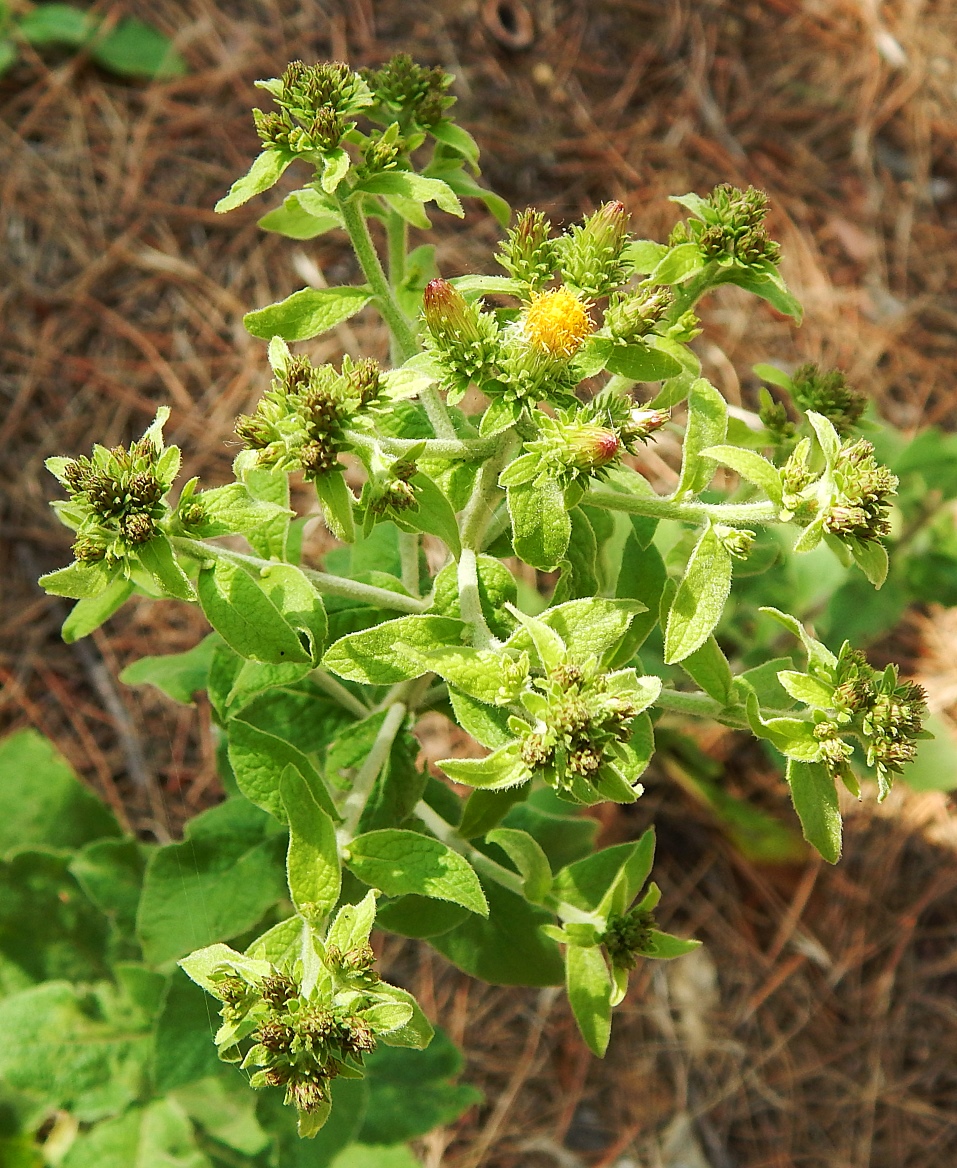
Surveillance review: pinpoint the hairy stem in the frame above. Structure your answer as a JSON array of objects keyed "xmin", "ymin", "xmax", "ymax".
[
  {"xmin": 399, "ymin": 531, "xmax": 420, "ymax": 597},
  {"xmin": 386, "ymin": 209, "xmax": 407, "ymax": 288},
  {"xmin": 460, "ymin": 432, "xmax": 515, "ymax": 551},
  {"xmin": 340, "ymin": 196, "xmax": 418, "ymax": 362},
  {"xmin": 171, "ymin": 536, "xmax": 428, "ymax": 613},
  {"xmin": 585, "ymin": 488, "xmax": 779, "ymax": 527},
  {"xmin": 308, "ymin": 668, "xmax": 371, "ymax": 718},
  {"xmin": 656, "ymin": 686, "xmax": 806, "ymax": 729},
  {"xmin": 458, "ymin": 547, "xmax": 493, "ymax": 649},
  {"xmin": 338, "ymin": 701, "xmax": 407, "ymax": 845},
  {"xmin": 414, "ymin": 800, "xmax": 525, "ymax": 897},
  {"xmin": 343, "ymin": 429, "xmax": 497, "ymax": 461}
]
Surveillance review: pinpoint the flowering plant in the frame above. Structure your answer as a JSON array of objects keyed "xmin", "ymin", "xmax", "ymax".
[{"xmin": 38, "ymin": 55, "xmax": 927, "ymax": 1143}]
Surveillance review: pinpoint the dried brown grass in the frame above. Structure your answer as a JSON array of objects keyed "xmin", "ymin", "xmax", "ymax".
[{"xmin": 2, "ymin": 1, "xmax": 957, "ymax": 1164}]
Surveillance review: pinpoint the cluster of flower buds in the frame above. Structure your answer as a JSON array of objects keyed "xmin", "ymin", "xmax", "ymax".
[
  {"xmin": 236, "ymin": 354, "xmax": 381, "ymax": 480},
  {"xmin": 361, "ymin": 53, "xmax": 455, "ymax": 129},
  {"xmin": 604, "ymin": 284, "xmax": 674, "ymax": 343},
  {"xmin": 357, "ymin": 445, "xmax": 420, "ymax": 533},
  {"xmin": 715, "ymin": 525, "xmax": 756, "ymax": 561},
  {"xmin": 495, "ymin": 209, "xmax": 559, "ymax": 292},
  {"xmin": 600, "ymin": 905, "xmax": 658, "ymax": 972},
  {"xmin": 830, "ymin": 646, "xmax": 926, "ymax": 792},
  {"xmin": 516, "ymin": 661, "xmax": 647, "ymax": 803},
  {"xmin": 823, "ymin": 438, "xmax": 897, "ymax": 545},
  {"xmin": 558, "ymin": 201, "xmax": 632, "ymax": 299},
  {"xmin": 758, "ymin": 386, "xmax": 796, "ymax": 443},
  {"xmin": 358, "ymin": 123, "xmax": 405, "ymax": 176},
  {"xmin": 47, "ymin": 414, "xmax": 177, "ymax": 564},
  {"xmin": 253, "ymin": 61, "xmax": 372, "ymax": 156},
  {"xmin": 790, "ymin": 364, "xmax": 867, "ymax": 436},
  {"xmin": 671, "ymin": 184, "xmax": 781, "ymax": 268}
]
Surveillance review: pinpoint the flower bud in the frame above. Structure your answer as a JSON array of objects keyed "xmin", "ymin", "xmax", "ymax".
[
  {"xmin": 559, "ymin": 201, "xmax": 631, "ymax": 298},
  {"xmin": 495, "ymin": 209, "xmax": 557, "ymax": 290},
  {"xmin": 604, "ymin": 286, "xmax": 674, "ymax": 342},
  {"xmin": 715, "ymin": 525, "xmax": 755, "ymax": 560},
  {"xmin": 623, "ymin": 407, "xmax": 669, "ymax": 446},
  {"xmin": 565, "ymin": 423, "xmax": 621, "ymax": 472},
  {"xmin": 422, "ymin": 279, "xmax": 478, "ymax": 342}
]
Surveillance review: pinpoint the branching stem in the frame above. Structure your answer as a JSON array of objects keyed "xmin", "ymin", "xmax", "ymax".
[{"xmin": 585, "ymin": 488, "xmax": 779, "ymax": 527}]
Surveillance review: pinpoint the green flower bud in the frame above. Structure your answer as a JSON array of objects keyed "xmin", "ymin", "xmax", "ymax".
[
  {"xmin": 422, "ymin": 279, "xmax": 501, "ymax": 396},
  {"xmin": 495, "ymin": 209, "xmax": 558, "ymax": 291},
  {"xmin": 715, "ymin": 525, "xmax": 755, "ymax": 560},
  {"xmin": 565, "ymin": 423, "xmax": 621, "ymax": 472},
  {"xmin": 361, "ymin": 54, "xmax": 455, "ymax": 127},
  {"xmin": 758, "ymin": 386, "xmax": 795, "ymax": 442},
  {"xmin": 72, "ymin": 534, "xmax": 108, "ymax": 563},
  {"xmin": 120, "ymin": 513, "xmax": 156, "ymax": 545},
  {"xmin": 558, "ymin": 201, "xmax": 631, "ymax": 298},
  {"xmin": 824, "ymin": 439, "xmax": 897, "ymax": 543},
  {"xmin": 790, "ymin": 364, "xmax": 866, "ymax": 436},
  {"xmin": 601, "ymin": 906, "xmax": 657, "ymax": 970},
  {"xmin": 604, "ymin": 285, "xmax": 674, "ymax": 342}
]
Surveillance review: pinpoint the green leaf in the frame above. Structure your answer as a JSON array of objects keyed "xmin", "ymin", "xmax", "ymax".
[
  {"xmin": 552, "ymin": 507, "xmax": 599, "ymax": 604},
  {"xmin": 321, "ymin": 147, "xmax": 351, "ymax": 194},
  {"xmin": 171, "ymin": 1074, "xmax": 270, "ymax": 1157},
  {"xmin": 645, "ymin": 930, "xmax": 702, "ymax": 960},
  {"xmin": 505, "ymin": 597, "xmax": 641, "ymax": 668},
  {"xmin": 439, "ymin": 743, "xmax": 529, "ymax": 791},
  {"xmin": 62, "ymin": 1099, "xmax": 208, "ymax": 1168},
  {"xmin": 565, "ymin": 944, "xmax": 613, "ymax": 1056},
  {"xmin": 216, "ymin": 148, "xmax": 296, "ymax": 213},
  {"xmin": 39, "ymin": 559, "xmax": 116, "ymax": 600},
  {"xmin": 90, "ymin": 18, "xmax": 186, "ymax": 79},
  {"xmin": 430, "ymin": 120, "xmax": 481, "ymax": 167},
  {"xmin": 136, "ymin": 535, "xmax": 194, "ymax": 601},
  {"xmin": 0, "ymin": 729, "xmax": 119, "ymax": 855},
  {"xmin": 0, "ymin": 981, "xmax": 151, "ymax": 1122},
  {"xmin": 181, "ymin": 482, "xmax": 290, "ymax": 538},
  {"xmin": 376, "ymin": 894, "xmax": 468, "ymax": 939},
  {"xmin": 457, "ymin": 785, "xmax": 528, "ymax": 839},
  {"xmin": 503, "ymin": 789, "xmax": 598, "ymax": 871},
  {"xmin": 243, "ymin": 465, "xmax": 291, "ymax": 560},
  {"xmin": 345, "ymin": 829, "xmax": 488, "ymax": 917},
  {"xmin": 439, "ymin": 167, "xmax": 511, "ymax": 226},
  {"xmin": 449, "ymin": 274, "xmax": 525, "ymax": 298},
  {"xmin": 280, "ymin": 766, "xmax": 340, "ymax": 925},
  {"xmin": 806, "ymin": 410, "xmax": 841, "ymax": 468},
  {"xmin": 358, "ymin": 1029, "xmax": 482, "ymax": 1144},
  {"xmin": 227, "ymin": 717, "xmax": 338, "ymax": 822},
  {"xmin": 198, "ymin": 558, "xmax": 311, "ymax": 665},
  {"xmin": 753, "ymin": 362, "xmax": 794, "ymax": 391},
  {"xmin": 315, "ymin": 470, "xmax": 357, "ymax": 544},
  {"xmin": 604, "ymin": 342, "xmax": 681, "ymax": 381},
  {"xmin": 609, "ymin": 534, "xmax": 666, "ymax": 666},
  {"xmin": 416, "ymin": 645, "xmax": 508, "ymax": 706},
  {"xmin": 62, "ymin": 577, "xmax": 133, "ymax": 643},
  {"xmin": 322, "ymin": 615, "xmax": 466, "ymax": 685},
  {"xmin": 675, "ymin": 379, "xmax": 728, "ymax": 498},
  {"xmin": 485, "ymin": 828, "xmax": 551, "ymax": 904},
  {"xmin": 680, "ymin": 635, "xmax": 734, "ymax": 704},
  {"xmin": 851, "ymin": 539, "xmax": 889, "ymax": 588},
  {"xmin": 152, "ymin": 969, "xmax": 221, "ymax": 1092},
  {"xmin": 329, "ymin": 1145, "xmax": 420, "ymax": 1168},
  {"xmin": 664, "ymin": 523, "xmax": 733, "ymax": 664},
  {"xmin": 786, "ymin": 759, "xmax": 841, "ymax": 863},
  {"xmin": 137, "ymin": 798, "xmax": 287, "ymax": 964},
  {"xmin": 325, "ymin": 890, "xmax": 378, "ymax": 953},
  {"xmin": 648, "ymin": 241, "xmax": 705, "ymax": 284},
  {"xmin": 430, "ymin": 554, "xmax": 517, "ymax": 642},
  {"xmin": 15, "ymin": 4, "xmax": 92, "ymax": 46},
  {"xmin": 449, "ymin": 687, "xmax": 514, "ymax": 750},
  {"xmin": 776, "ymin": 670, "xmax": 836, "ymax": 709},
  {"xmin": 508, "ymin": 475, "xmax": 571, "ymax": 571},
  {"xmin": 259, "ymin": 191, "xmax": 342, "ymax": 239},
  {"xmin": 69, "ymin": 837, "xmax": 146, "ymax": 938},
  {"xmin": 728, "ymin": 265, "xmax": 803, "ymax": 322},
  {"xmin": 358, "ymin": 171, "xmax": 464, "ymax": 216},
  {"xmin": 552, "ymin": 841, "xmax": 642, "ymax": 918},
  {"xmin": 760, "ymin": 607, "xmax": 837, "ymax": 673},
  {"xmin": 399, "ymin": 472, "xmax": 461, "ymax": 554},
  {"xmin": 429, "ymin": 877, "xmax": 564, "ymax": 986},
  {"xmin": 699, "ymin": 444, "xmax": 783, "ymax": 507},
  {"xmin": 120, "ymin": 632, "xmax": 219, "ymax": 705},
  {"xmin": 244, "ymin": 286, "xmax": 372, "ymax": 342},
  {"xmin": 258, "ymin": 562, "xmax": 327, "ymax": 662},
  {"xmin": 622, "ymin": 239, "xmax": 669, "ymax": 274}
]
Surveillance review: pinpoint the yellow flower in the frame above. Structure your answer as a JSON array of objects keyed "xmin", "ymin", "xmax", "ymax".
[{"xmin": 523, "ymin": 288, "xmax": 592, "ymax": 357}]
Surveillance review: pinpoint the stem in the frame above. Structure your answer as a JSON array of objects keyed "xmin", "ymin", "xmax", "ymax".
[
  {"xmin": 399, "ymin": 531, "xmax": 420, "ymax": 597},
  {"xmin": 415, "ymin": 800, "xmax": 525, "ymax": 897},
  {"xmin": 340, "ymin": 196, "xmax": 418, "ymax": 362},
  {"xmin": 171, "ymin": 536, "xmax": 428, "ymax": 614},
  {"xmin": 656, "ymin": 687, "xmax": 806, "ymax": 729},
  {"xmin": 460, "ymin": 433, "xmax": 515, "ymax": 551},
  {"xmin": 458, "ymin": 547, "xmax": 493, "ymax": 649},
  {"xmin": 386, "ymin": 210, "xmax": 407, "ymax": 287},
  {"xmin": 584, "ymin": 488, "xmax": 779, "ymax": 527},
  {"xmin": 308, "ymin": 668, "xmax": 371, "ymax": 718},
  {"xmin": 480, "ymin": 502, "xmax": 511, "ymax": 552},
  {"xmin": 337, "ymin": 701, "xmax": 407, "ymax": 846},
  {"xmin": 343, "ymin": 429, "xmax": 497, "ymax": 461}
]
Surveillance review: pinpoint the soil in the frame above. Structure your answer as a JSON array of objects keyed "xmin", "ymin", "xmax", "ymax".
[{"xmin": 3, "ymin": 2, "xmax": 957, "ymax": 1165}]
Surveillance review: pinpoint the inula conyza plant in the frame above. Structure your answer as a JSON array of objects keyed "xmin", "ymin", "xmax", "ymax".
[{"xmin": 39, "ymin": 56, "xmax": 928, "ymax": 1139}]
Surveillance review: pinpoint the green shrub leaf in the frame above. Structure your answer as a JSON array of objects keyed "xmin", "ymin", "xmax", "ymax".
[{"xmin": 280, "ymin": 766, "xmax": 340, "ymax": 924}]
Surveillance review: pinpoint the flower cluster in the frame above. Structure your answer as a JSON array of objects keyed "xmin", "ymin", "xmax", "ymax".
[
  {"xmin": 671, "ymin": 183, "xmax": 781, "ymax": 268},
  {"xmin": 557, "ymin": 201, "xmax": 632, "ymax": 298},
  {"xmin": 823, "ymin": 439, "xmax": 897, "ymax": 544},
  {"xmin": 513, "ymin": 660, "xmax": 649, "ymax": 804},
  {"xmin": 600, "ymin": 906, "xmax": 658, "ymax": 972},
  {"xmin": 495, "ymin": 209, "xmax": 559, "ymax": 291},
  {"xmin": 253, "ymin": 61, "xmax": 372, "ymax": 155},
  {"xmin": 831, "ymin": 646, "xmax": 927, "ymax": 793},
  {"xmin": 361, "ymin": 53, "xmax": 455, "ymax": 130},
  {"xmin": 46, "ymin": 412, "xmax": 178, "ymax": 564},
  {"xmin": 790, "ymin": 364, "xmax": 866, "ymax": 436},
  {"xmin": 604, "ymin": 284, "xmax": 674, "ymax": 343},
  {"xmin": 421, "ymin": 278, "xmax": 501, "ymax": 402},
  {"xmin": 236, "ymin": 353, "xmax": 382, "ymax": 480}
]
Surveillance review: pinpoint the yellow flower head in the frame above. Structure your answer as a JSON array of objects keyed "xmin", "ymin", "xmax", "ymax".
[{"xmin": 523, "ymin": 288, "xmax": 593, "ymax": 358}]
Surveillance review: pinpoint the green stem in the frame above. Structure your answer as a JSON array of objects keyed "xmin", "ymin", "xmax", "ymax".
[
  {"xmin": 340, "ymin": 196, "xmax": 418, "ymax": 362},
  {"xmin": 309, "ymin": 668, "xmax": 371, "ymax": 718},
  {"xmin": 171, "ymin": 536, "xmax": 428, "ymax": 614},
  {"xmin": 656, "ymin": 687, "xmax": 805, "ymax": 729},
  {"xmin": 414, "ymin": 800, "xmax": 525, "ymax": 897},
  {"xmin": 343, "ymin": 429, "xmax": 497, "ymax": 461},
  {"xmin": 460, "ymin": 433, "xmax": 515, "ymax": 551},
  {"xmin": 338, "ymin": 701, "xmax": 407, "ymax": 845},
  {"xmin": 386, "ymin": 210, "xmax": 407, "ymax": 287},
  {"xmin": 585, "ymin": 488, "xmax": 779, "ymax": 527},
  {"xmin": 458, "ymin": 547, "xmax": 493, "ymax": 649},
  {"xmin": 399, "ymin": 531, "xmax": 420, "ymax": 597}
]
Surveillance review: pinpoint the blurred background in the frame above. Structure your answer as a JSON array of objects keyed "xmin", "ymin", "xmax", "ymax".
[{"xmin": 3, "ymin": 2, "xmax": 957, "ymax": 1165}]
